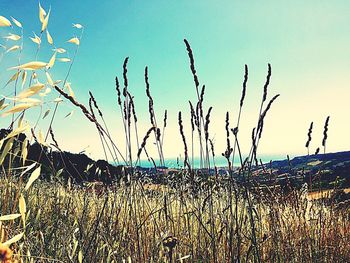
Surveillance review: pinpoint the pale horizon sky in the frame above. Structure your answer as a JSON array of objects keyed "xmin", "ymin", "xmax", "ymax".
[{"xmin": 1, "ymin": 0, "xmax": 349, "ymax": 164}]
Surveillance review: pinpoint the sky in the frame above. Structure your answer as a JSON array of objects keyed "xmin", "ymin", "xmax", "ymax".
[{"xmin": 0, "ymin": 0, "xmax": 349, "ymax": 164}]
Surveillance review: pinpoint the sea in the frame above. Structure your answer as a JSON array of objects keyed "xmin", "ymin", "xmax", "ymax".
[{"xmin": 131, "ymin": 154, "xmax": 288, "ymax": 168}]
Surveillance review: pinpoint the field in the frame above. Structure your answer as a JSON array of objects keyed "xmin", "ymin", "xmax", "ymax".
[
  {"xmin": 1, "ymin": 177, "xmax": 350, "ymax": 262},
  {"xmin": 1, "ymin": 4, "xmax": 350, "ymax": 263},
  {"xmin": 307, "ymin": 188, "xmax": 350, "ymax": 200}
]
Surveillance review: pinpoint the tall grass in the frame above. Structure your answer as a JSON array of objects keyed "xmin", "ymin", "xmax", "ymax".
[
  {"xmin": 0, "ymin": 4, "xmax": 348, "ymax": 263},
  {"xmin": 0, "ymin": 177, "xmax": 349, "ymax": 262}
]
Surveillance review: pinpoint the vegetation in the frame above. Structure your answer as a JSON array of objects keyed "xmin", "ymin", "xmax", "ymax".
[
  {"xmin": 1, "ymin": 177, "xmax": 350, "ymax": 262},
  {"xmin": 0, "ymin": 4, "xmax": 349, "ymax": 263}
]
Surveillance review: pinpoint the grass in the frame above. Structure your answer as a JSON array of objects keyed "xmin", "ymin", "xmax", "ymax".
[
  {"xmin": 0, "ymin": 4, "xmax": 350, "ymax": 263},
  {"xmin": 307, "ymin": 188, "xmax": 350, "ymax": 200},
  {"xmin": 1, "ymin": 177, "xmax": 350, "ymax": 262}
]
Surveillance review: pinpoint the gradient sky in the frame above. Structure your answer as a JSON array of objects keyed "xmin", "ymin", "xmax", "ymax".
[{"xmin": 1, "ymin": 0, "xmax": 349, "ymax": 162}]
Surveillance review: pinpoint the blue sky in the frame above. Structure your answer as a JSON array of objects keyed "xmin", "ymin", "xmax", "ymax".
[{"xmin": 1, "ymin": 0, "xmax": 349, "ymax": 161}]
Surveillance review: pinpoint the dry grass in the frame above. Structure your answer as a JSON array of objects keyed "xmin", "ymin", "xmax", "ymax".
[
  {"xmin": 1, "ymin": 4, "xmax": 350, "ymax": 263},
  {"xmin": 308, "ymin": 188, "xmax": 350, "ymax": 200},
  {"xmin": 1, "ymin": 177, "xmax": 350, "ymax": 262}
]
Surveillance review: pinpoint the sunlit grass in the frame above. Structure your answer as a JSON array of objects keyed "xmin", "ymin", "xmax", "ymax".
[
  {"xmin": 0, "ymin": 2, "xmax": 349, "ymax": 263},
  {"xmin": 1, "ymin": 177, "xmax": 349, "ymax": 262}
]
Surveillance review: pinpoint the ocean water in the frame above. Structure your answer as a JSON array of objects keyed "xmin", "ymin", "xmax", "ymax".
[{"xmin": 131, "ymin": 154, "xmax": 287, "ymax": 168}]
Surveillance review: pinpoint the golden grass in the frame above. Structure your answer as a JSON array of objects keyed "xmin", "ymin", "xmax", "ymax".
[
  {"xmin": 308, "ymin": 188, "xmax": 350, "ymax": 200},
  {"xmin": 0, "ymin": 177, "xmax": 349, "ymax": 262},
  {"xmin": 1, "ymin": 4, "xmax": 350, "ymax": 262}
]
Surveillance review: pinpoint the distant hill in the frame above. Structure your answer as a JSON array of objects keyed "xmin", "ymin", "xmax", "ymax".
[
  {"xmin": 1, "ymin": 128, "xmax": 349, "ymax": 188},
  {"xmin": 259, "ymin": 151, "xmax": 350, "ymax": 189},
  {"xmin": 270, "ymin": 151, "xmax": 350, "ymax": 170}
]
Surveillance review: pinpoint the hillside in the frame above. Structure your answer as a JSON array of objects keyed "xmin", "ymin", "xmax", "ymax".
[{"xmin": 253, "ymin": 151, "xmax": 350, "ymax": 190}]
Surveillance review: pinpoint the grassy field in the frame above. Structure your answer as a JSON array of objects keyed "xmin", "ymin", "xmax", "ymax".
[
  {"xmin": 307, "ymin": 188, "xmax": 350, "ymax": 200},
  {"xmin": 1, "ymin": 177, "xmax": 350, "ymax": 262},
  {"xmin": 1, "ymin": 5, "xmax": 350, "ymax": 263}
]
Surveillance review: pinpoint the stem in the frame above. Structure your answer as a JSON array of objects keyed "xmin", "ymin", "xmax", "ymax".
[{"xmin": 45, "ymin": 28, "xmax": 84, "ymax": 141}]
